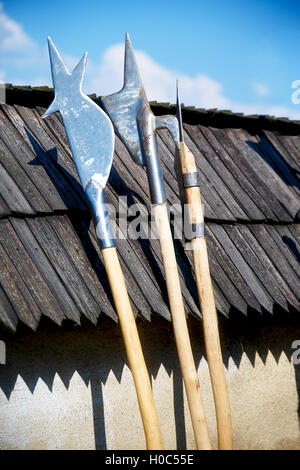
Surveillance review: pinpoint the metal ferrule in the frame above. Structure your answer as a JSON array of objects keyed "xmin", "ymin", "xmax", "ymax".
[
  {"xmin": 183, "ymin": 171, "xmax": 201, "ymax": 188},
  {"xmin": 85, "ymin": 179, "xmax": 115, "ymax": 249},
  {"xmin": 137, "ymin": 106, "xmax": 166, "ymax": 205},
  {"xmin": 185, "ymin": 222, "xmax": 206, "ymax": 240}
]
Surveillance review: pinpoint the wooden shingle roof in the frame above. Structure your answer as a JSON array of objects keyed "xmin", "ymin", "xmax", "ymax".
[{"xmin": 0, "ymin": 87, "xmax": 299, "ymax": 331}]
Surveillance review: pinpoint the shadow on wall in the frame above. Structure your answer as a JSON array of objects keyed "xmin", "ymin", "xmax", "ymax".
[
  {"xmin": 295, "ymin": 362, "xmax": 300, "ymax": 430},
  {"xmin": 0, "ymin": 311, "xmax": 300, "ymax": 449},
  {"xmin": 281, "ymin": 235, "xmax": 300, "ymax": 428},
  {"xmin": 0, "ymin": 316, "xmax": 189, "ymax": 450}
]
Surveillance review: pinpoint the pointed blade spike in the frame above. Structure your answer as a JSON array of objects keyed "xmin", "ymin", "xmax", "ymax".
[
  {"xmin": 124, "ymin": 32, "xmax": 144, "ymax": 90},
  {"xmin": 176, "ymin": 80, "xmax": 184, "ymax": 143},
  {"xmin": 41, "ymin": 99, "xmax": 60, "ymax": 118},
  {"xmin": 47, "ymin": 37, "xmax": 70, "ymax": 84},
  {"xmin": 102, "ymin": 32, "xmax": 149, "ymax": 166},
  {"xmin": 72, "ymin": 52, "xmax": 87, "ymax": 88}
]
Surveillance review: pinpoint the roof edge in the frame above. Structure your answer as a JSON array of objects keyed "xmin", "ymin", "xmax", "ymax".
[{"xmin": 4, "ymin": 84, "xmax": 300, "ymax": 135}]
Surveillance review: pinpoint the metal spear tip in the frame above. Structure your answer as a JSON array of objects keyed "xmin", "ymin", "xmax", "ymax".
[
  {"xmin": 125, "ymin": 32, "xmax": 135, "ymax": 54},
  {"xmin": 101, "ymin": 32, "xmax": 146, "ymax": 166},
  {"xmin": 102, "ymin": 33, "xmax": 180, "ymax": 166},
  {"xmin": 123, "ymin": 32, "xmax": 144, "ymax": 91},
  {"xmin": 176, "ymin": 80, "xmax": 184, "ymax": 143}
]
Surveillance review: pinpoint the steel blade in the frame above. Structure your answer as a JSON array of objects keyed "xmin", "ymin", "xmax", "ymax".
[
  {"xmin": 102, "ymin": 33, "xmax": 179, "ymax": 205},
  {"xmin": 42, "ymin": 37, "xmax": 115, "ymax": 248},
  {"xmin": 101, "ymin": 32, "xmax": 147, "ymax": 166},
  {"xmin": 43, "ymin": 37, "xmax": 114, "ymax": 192}
]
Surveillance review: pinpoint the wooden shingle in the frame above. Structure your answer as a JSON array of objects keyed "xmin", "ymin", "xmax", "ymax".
[{"xmin": 0, "ymin": 93, "xmax": 299, "ymax": 331}]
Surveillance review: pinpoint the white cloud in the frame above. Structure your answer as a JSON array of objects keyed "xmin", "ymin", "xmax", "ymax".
[
  {"xmin": 1, "ymin": 3, "xmax": 300, "ymax": 119},
  {"xmin": 84, "ymin": 43, "xmax": 230, "ymax": 110},
  {"xmin": 0, "ymin": 2, "xmax": 40, "ymax": 67},
  {"xmin": 252, "ymin": 81, "xmax": 270, "ymax": 97},
  {"xmin": 84, "ymin": 44, "xmax": 300, "ymax": 119},
  {"xmin": 85, "ymin": 44, "xmax": 125, "ymax": 96}
]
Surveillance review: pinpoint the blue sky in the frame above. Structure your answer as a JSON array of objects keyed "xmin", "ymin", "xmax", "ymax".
[{"xmin": 2, "ymin": 0, "xmax": 300, "ymax": 118}]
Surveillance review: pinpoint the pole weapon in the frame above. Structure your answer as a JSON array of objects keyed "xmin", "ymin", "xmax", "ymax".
[
  {"xmin": 176, "ymin": 82, "xmax": 233, "ymax": 450},
  {"xmin": 42, "ymin": 37, "xmax": 164, "ymax": 450},
  {"xmin": 102, "ymin": 33, "xmax": 211, "ymax": 450}
]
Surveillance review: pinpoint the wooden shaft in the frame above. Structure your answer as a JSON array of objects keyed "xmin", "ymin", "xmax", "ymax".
[
  {"xmin": 192, "ymin": 238, "xmax": 233, "ymax": 450},
  {"xmin": 102, "ymin": 246, "xmax": 164, "ymax": 450},
  {"xmin": 178, "ymin": 141, "xmax": 233, "ymax": 450},
  {"xmin": 154, "ymin": 203, "xmax": 211, "ymax": 450}
]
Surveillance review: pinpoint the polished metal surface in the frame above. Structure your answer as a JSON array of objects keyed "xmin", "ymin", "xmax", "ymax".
[
  {"xmin": 189, "ymin": 223, "xmax": 205, "ymax": 239},
  {"xmin": 136, "ymin": 106, "xmax": 166, "ymax": 204},
  {"xmin": 101, "ymin": 33, "xmax": 145, "ymax": 167},
  {"xmin": 155, "ymin": 115, "xmax": 179, "ymax": 147},
  {"xmin": 183, "ymin": 171, "xmax": 201, "ymax": 188},
  {"xmin": 176, "ymin": 80, "xmax": 184, "ymax": 143},
  {"xmin": 85, "ymin": 179, "xmax": 114, "ymax": 248},
  {"xmin": 42, "ymin": 37, "xmax": 115, "ymax": 248},
  {"xmin": 102, "ymin": 33, "xmax": 179, "ymax": 205}
]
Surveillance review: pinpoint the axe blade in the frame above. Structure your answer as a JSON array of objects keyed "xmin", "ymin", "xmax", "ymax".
[
  {"xmin": 102, "ymin": 33, "xmax": 179, "ymax": 205},
  {"xmin": 102, "ymin": 34, "xmax": 179, "ymax": 167},
  {"xmin": 101, "ymin": 33, "xmax": 147, "ymax": 166},
  {"xmin": 43, "ymin": 37, "xmax": 115, "ymax": 248},
  {"xmin": 43, "ymin": 37, "xmax": 115, "ymax": 193}
]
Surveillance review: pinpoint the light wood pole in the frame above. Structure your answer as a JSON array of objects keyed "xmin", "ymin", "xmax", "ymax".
[
  {"xmin": 102, "ymin": 246, "xmax": 164, "ymax": 449},
  {"xmin": 153, "ymin": 203, "xmax": 212, "ymax": 450},
  {"xmin": 176, "ymin": 83, "xmax": 233, "ymax": 450}
]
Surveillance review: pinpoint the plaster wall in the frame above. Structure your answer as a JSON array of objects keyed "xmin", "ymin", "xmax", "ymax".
[{"xmin": 0, "ymin": 315, "xmax": 299, "ymax": 450}]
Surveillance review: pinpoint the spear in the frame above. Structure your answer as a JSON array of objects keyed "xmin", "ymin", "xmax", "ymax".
[
  {"xmin": 42, "ymin": 37, "xmax": 163, "ymax": 450},
  {"xmin": 176, "ymin": 82, "xmax": 233, "ymax": 450},
  {"xmin": 102, "ymin": 33, "xmax": 211, "ymax": 450}
]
